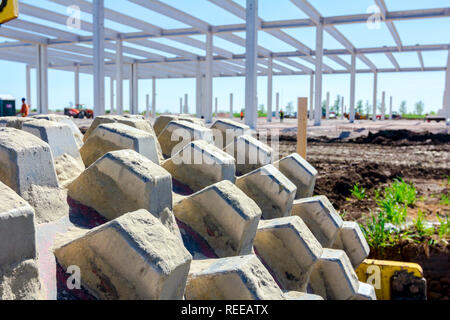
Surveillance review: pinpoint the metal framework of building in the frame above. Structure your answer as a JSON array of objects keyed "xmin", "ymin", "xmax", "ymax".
[{"xmin": 0, "ymin": 0, "xmax": 449, "ymax": 128}]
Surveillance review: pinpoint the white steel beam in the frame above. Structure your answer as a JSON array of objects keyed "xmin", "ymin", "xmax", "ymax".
[
  {"xmin": 375, "ymin": 0, "xmax": 403, "ymax": 50},
  {"xmin": 385, "ymin": 52, "xmax": 400, "ymax": 71},
  {"xmin": 245, "ymin": 0, "xmax": 258, "ymax": 129},
  {"xmin": 417, "ymin": 51, "xmax": 425, "ymax": 71},
  {"xmin": 93, "ymin": 0, "xmax": 105, "ymax": 116}
]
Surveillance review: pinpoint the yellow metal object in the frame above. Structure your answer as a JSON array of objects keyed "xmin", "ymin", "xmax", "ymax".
[
  {"xmin": 0, "ymin": 0, "xmax": 19, "ymax": 25},
  {"xmin": 356, "ymin": 259, "xmax": 423, "ymax": 300}
]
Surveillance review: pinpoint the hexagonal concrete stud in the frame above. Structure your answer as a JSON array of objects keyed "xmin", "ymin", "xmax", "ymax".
[
  {"xmin": 32, "ymin": 114, "xmax": 84, "ymax": 148},
  {"xmin": 54, "ymin": 209, "xmax": 192, "ymax": 300},
  {"xmin": 253, "ymin": 216, "xmax": 323, "ymax": 292},
  {"xmin": 80, "ymin": 123, "xmax": 160, "ymax": 167},
  {"xmin": 283, "ymin": 291, "xmax": 324, "ymax": 300},
  {"xmin": 210, "ymin": 119, "xmax": 250, "ymax": 149},
  {"xmin": 333, "ymin": 221, "xmax": 370, "ymax": 268},
  {"xmin": 0, "ymin": 127, "xmax": 68, "ymax": 224},
  {"xmin": 308, "ymin": 248, "xmax": 360, "ymax": 300},
  {"xmin": 292, "ymin": 196, "xmax": 343, "ymax": 248},
  {"xmin": 185, "ymin": 255, "xmax": 285, "ymax": 300},
  {"xmin": 235, "ymin": 164, "xmax": 297, "ymax": 220},
  {"xmin": 153, "ymin": 115, "xmax": 204, "ymax": 137},
  {"xmin": 0, "ymin": 181, "xmax": 36, "ymax": 267},
  {"xmin": 162, "ymin": 140, "xmax": 235, "ymax": 193},
  {"xmin": 22, "ymin": 119, "xmax": 85, "ymax": 187},
  {"xmin": 225, "ymin": 134, "xmax": 274, "ymax": 176},
  {"xmin": 0, "ymin": 116, "xmax": 34, "ymax": 129},
  {"xmin": 350, "ymin": 282, "xmax": 377, "ymax": 300},
  {"xmin": 274, "ymin": 153, "xmax": 317, "ymax": 199},
  {"xmin": 173, "ymin": 180, "xmax": 261, "ymax": 258},
  {"xmin": 158, "ymin": 120, "xmax": 213, "ymax": 158},
  {"xmin": 68, "ymin": 150, "xmax": 180, "ymax": 237}
]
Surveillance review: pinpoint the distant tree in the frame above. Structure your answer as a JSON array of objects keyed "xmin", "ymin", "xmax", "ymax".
[
  {"xmin": 286, "ymin": 102, "xmax": 294, "ymax": 113},
  {"xmin": 356, "ymin": 100, "xmax": 363, "ymax": 114},
  {"xmin": 364, "ymin": 101, "xmax": 371, "ymax": 115},
  {"xmin": 399, "ymin": 101, "xmax": 407, "ymax": 115},
  {"xmin": 259, "ymin": 103, "xmax": 266, "ymax": 113},
  {"xmin": 332, "ymin": 95, "xmax": 341, "ymax": 113},
  {"xmin": 414, "ymin": 101, "xmax": 424, "ymax": 115},
  {"xmin": 322, "ymin": 100, "xmax": 326, "ymax": 115}
]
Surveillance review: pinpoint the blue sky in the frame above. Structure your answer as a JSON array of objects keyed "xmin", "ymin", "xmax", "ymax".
[{"xmin": 0, "ymin": 0, "xmax": 449, "ymax": 114}]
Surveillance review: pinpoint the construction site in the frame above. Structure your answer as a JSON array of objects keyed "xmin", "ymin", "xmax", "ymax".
[{"xmin": 0, "ymin": 0, "xmax": 449, "ymax": 304}]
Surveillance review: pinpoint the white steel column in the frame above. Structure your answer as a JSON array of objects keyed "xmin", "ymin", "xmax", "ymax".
[
  {"xmin": 196, "ymin": 60, "xmax": 202, "ymax": 117},
  {"xmin": 26, "ymin": 65, "xmax": 31, "ymax": 107},
  {"xmin": 349, "ymin": 53, "xmax": 356, "ymax": 123},
  {"xmin": 184, "ymin": 94, "xmax": 188, "ymax": 114},
  {"xmin": 36, "ymin": 44, "xmax": 48, "ymax": 114},
  {"xmin": 215, "ymin": 97, "xmax": 218, "ymax": 115},
  {"xmin": 381, "ymin": 91, "xmax": 386, "ymax": 121},
  {"xmin": 309, "ymin": 73, "xmax": 314, "ymax": 121},
  {"xmin": 93, "ymin": 0, "xmax": 105, "ymax": 117},
  {"xmin": 245, "ymin": 0, "xmax": 258, "ymax": 129},
  {"xmin": 326, "ymin": 91, "xmax": 330, "ymax": 120},
  {"xmin": 146, "ymin": 94, "xmax": 150, "ymax": 119},
  {"xmin": 179, "ymin": 98, "xmax": 183, "ymax": 114},
  {"xmin": 115, "ymin": 39, "xmax": 123, "ymax": 115},
  {"xmin": 267, "ymin": 56, "xmax": 273, "ymax": 122},
  {"xmin": 152, "ymin": 77, "xmax": 156, "ymax": 118},
  {"xmin": 314, "ymin": 23, "xmax": 324, "ymax": 126},
  {"xmin": 205, "ymin": 32, "xmax": 213, "ymax": 123},
  {"xmin": 230, "ymin": 93, "xmax": 233, "ymax": 119},
  {"xmin": 372, "ymin": 71, "xmax": 378, "ymax": 121},
  {"xmin": 389, "ymin": 96, "xmax": 393, "ymax": 120},
  {"xmin": 276, "ymin": 92, "xmax": 280, "ymax": 119},
  {"xmin": 74, "ymin": 64, "xmax": 79, "ymax": 108},
  {"xmin": 110, "ymin": 77, "xmax": 114, "ymax": 114},
  {"xmin": 444, "ymin": 50, "xmax": 450, "ymax": 126},
  {"xmin": 341, "ymin": 96, "xmax": 344, "ymax": 119},
  {"xmin": 202, "ymin": 75, "xmax": 206, "ymax": 118}
]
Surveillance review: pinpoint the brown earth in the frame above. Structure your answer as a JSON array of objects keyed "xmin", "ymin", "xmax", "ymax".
[{"xmin": 275, "ymin": 130, "xmax": 449, "ymax": 300}]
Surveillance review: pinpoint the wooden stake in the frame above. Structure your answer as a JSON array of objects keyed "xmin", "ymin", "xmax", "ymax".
[{"xmin": 297, "ymin": 97, "xmax": 308, "ymax": 159}]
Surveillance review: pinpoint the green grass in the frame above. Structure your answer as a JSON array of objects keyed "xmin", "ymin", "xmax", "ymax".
[
  {"xmin": 413, "ymin": 210, "xmax": 434, "ymax": 238},
  {"xmin": 437, "ymin": 214, "xmax": 450, "ymax": 239},
  {"xmin": 401, "ymin": 114, "xmax": 426, "ymax": 119},
  {"xmin": 350, "ymin": 183, "xmax": 366, "ymax": 200},
  {"xmin": 440, "ymin": 193, "xmax": 449, "ymax": 206}
]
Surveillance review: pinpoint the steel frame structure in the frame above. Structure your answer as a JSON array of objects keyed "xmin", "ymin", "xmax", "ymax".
[{"xmin": 0, "ymin": 0, "xmax": 449, "ymax": 126}]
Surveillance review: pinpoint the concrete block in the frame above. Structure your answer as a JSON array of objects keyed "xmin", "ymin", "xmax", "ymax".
[
  {"xmin": 54, "ymin": 209, "xmax": 192, "ymax": 300},
  {"xmin": 0, "ymin": 259, "xmax": 43, "ymax": 300},
  {"xmin": 173, "ymin": 180, "xmax": 261, "ymax": 258},
  {"xmin": 22, "ymin": 119, "xmax": 80, "ymax": 160},
  {"xmin": 333, "ymin": 221, "xmax": 370, "ymax": 268},
  {"xmin": 0, "ymin": 181, "xmax": 36, "ymax": 267},
  {"xmin": 283, "ymin": 291, "xmax": 324, "ymax": 300},
  {"xmin": 83, "ymin": 115, "xmax": 117, "ymax": 142},
  {"xmin": 32, "ymin": 114, "xmax": 84, "ymax": 148},
  {"xmin": 68, "ymin": 150, "xmax": 179, "ymax": 237},
  {"xmin": 0, "ymin": 116, "xmax": 34, "ymax": 129},
  {"xmin": 235, "ymin": 164, "xmax": 297, "ymax": 220},
  {"xmin": 350, "ymin": 282, "xmax": 377, "ymax": 300},
  {"xmin": 225, "ymin": 134, "xmax": 274, "ymax": 176},
  {"xmin": 158, "ymin": 120, "xmax": 213, "ymax": 159},
  {"xmin": 308, "ymin": 248, "xmax": 359, "ymax": 300},
  {"xmin": 154, "ymin": 115, "xmax": 204, "ymax": 137},
  {"xmin": 80, "ymin": 123, "xmax": 160, "ymax": 167},
  {"xmin": 274, "ymin": 153, "xmax": 317, "ymax": 199},
  {"xmin": 185, "ymin": 255, "xmax": 285, "ymax": 300},
  {"xmin": 253, "ymin": 216, "xmax": 323, "ymax": 292},
  {"xmin": 0, "ymin": 127, "xmax": 67, "ymax": 224},
  {"xmin": 210, "ymin": 119, "xmax": 250, "ymax": 149},
  {"xmin": 292, "ymin": 196, "xmax": 343, "ymax": 247},
  {"xmin": 162, "ymin": 140, "xmax": 235, "ymax": 192}
]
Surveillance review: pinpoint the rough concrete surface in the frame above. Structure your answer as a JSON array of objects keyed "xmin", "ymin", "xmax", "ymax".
[
  {"xmin": 32, "ymin": 114, "xmax": 84, "ymax": 148},
  {"xmin": 185, "ymin": 255, "xmax": 285, "ymax": 300},
  {"xmin": 54, "ymin": 210, "xmax": 192, "ymax": 300},
  {"xmin": 210, "ymin": 119, "xmax": 250, "ymax": 149},
  {"xmin": 162, "ymin": 140, "xmax": 236, "ymax": 192},
  {"xmin": 236, "ymin": 164, "xmax": 297, "ymax": 219},
  {"xmin": 81, "ymin": 122, "xmax": 160, "ymax": 167},
  {"xmin": 174, "ymin": 180, "xmax": 261, "ymax": 258},
  {"xmin": 333, "ymin": 221, "xmax": 370, "ymax": 268}
]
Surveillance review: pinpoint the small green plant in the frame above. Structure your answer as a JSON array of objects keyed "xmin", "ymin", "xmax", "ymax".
[
  {"xmin": 436, "ymin": 214, "xmax": 450, "ymax": 239},
  {"xmin": 439, "ymin": 193, "xmax": 449, "ymax": 206},
  {"xmin": 384, "ymin": 178, "xmax": 417, "ymax": 207},
  {"xmin": 359, "ymin": 210, "xmax": 398, "ymax": 248},
  {"xmin": 413, "ymin": 210, "xmax": 434, "ymax": 238},
  {"xmin": 350, "ymin": 183, "xmax": 366, "ymax": 200}
]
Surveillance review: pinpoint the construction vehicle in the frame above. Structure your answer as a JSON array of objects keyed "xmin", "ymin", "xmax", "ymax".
[{"xmin": 64, "ymin": 104, "xmax": 94, "ymax": 119}]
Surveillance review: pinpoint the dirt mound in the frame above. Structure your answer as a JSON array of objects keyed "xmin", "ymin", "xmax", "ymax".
[{"xmin": 352, "ymin": 130, "xmax": 450, "ymax": 146}]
